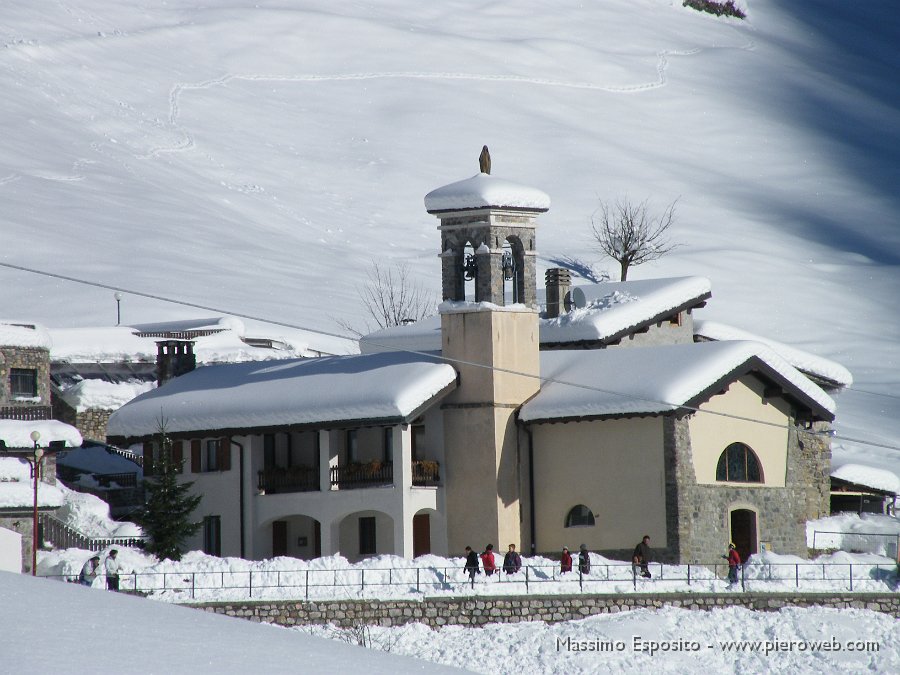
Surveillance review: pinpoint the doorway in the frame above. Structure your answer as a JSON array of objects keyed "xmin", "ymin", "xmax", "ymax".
[
  {"xmin": 272, "ymin": 520, "xmax": 287, "ymax": 557},
  {"xmin": 413, "ymin": 513, "xmax": 431, "ymax": 557},
  {"xmin": 730, "ymin": 509, "xmax": 757, "ymax": 564}
]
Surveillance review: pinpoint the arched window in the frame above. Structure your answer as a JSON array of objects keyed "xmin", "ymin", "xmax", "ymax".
[
  {"xmin": 564, "ymin": 505, "xmax": 595, "ymax": 528},
  {"xmin": 716, "ymin": 443, "xmax": 763, "ymax": 483}
]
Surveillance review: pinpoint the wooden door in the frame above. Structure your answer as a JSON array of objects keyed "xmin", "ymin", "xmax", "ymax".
[
  {"xmin": 412, "ymin": 513, "xmax": 430, "ymax": 558},
  {"xmin": 272, "ymin": 520, "xmax": 288, "ymax": 557}
]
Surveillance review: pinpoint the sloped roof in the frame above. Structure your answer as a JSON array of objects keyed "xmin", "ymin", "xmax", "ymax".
[
  {"xmin": 107, "ymin": 352, "xmax": 458, "ymax": 440},
  {"xmin": 519, "ymin": 340, "xmax": 835, "ymax": 424},
  {"xmin": 694, "ymin": 320, "xmax": 852, "ymax": 389},
  {"xmin": 0, "ymin": 419, "xmax": 83, "ymax": 449},
  {"xmin": 424, "ymin": 173, "xmax": 550, "ymax": 213},
  {"xmin": 0, "ymin": 321, "xmax": 51, "ymax": 349}
]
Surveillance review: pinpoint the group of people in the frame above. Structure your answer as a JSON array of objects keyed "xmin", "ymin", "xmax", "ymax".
[
  {"xmin": 78, "ymin": 549, "xmax": 122, "ymax": 590},
  {"xmin": 463, "ymin": 536, "xmax": 743, "ymax": 584}
]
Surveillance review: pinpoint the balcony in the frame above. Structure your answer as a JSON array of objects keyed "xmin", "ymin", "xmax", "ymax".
[
  {"xmin": 258, "ymin": 465, "xmax": 319, "ymax": 494},
  {"xmin": 0, "ymin": 405, "xmax": 51, "ymax": 421},
  {"xmin": 330, "ymin": 461, "xmax": 393, "ymax": 489},
  {"xmin": 412, "ymin": 460, "xmax": 441, "ymax": 487}
]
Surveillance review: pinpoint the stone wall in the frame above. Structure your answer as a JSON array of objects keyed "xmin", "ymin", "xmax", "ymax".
[
  {"xmin": 0, "ymin": 346, "xmax": 51, "ymax": 407},
  {"xmin": 190, "ymin": 593, "xmax": 900, "ymax": 628},
  {"xmin": 77, "ymin": 407, "xmax": 113, "ymax": 443},
  {"xmin": 663, "ymin": 414, "xmax": 832, "ymax": 564},
  {"xmin": 0, "ymin": 512, "xmax": 35, "ymax": 574}
]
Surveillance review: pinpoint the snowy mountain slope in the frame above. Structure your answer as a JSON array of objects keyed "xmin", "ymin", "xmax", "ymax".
[{"xmin": 0, "ymin": 1, "xmax": 898, "ymax": 469}]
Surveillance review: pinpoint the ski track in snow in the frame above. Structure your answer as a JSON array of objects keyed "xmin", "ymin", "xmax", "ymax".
[{"xmin": 144, "ymin": 39, "xmax": 755, "ymax": 159}]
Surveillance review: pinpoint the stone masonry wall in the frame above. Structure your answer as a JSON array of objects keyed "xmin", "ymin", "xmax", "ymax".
[
  {"xmin": 76, "ymin": 407, "xmax": 113, "ymax": 443},
  {"xmin": 190, "ymin": 593, "xmax": 900, "ymax": 628},
  {"xmin": 0, "ymin": 346, "xmax": 51, "ymax": 407},
  {"xmin": 665, "ymin": 412, "xmax": 832, "ymax": 565}
]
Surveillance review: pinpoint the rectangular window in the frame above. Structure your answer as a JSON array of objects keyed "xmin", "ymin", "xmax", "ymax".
[
  {"xmin": 10, "ymin": 368, "xmax": 37, "ymax": 398},
  {"xmin": 203, "ymin": 516, "xmax": 221, "ymax": 556},
  {"xmin": 412, "ymin": 425, "xmax": 425, "ymax": 461},
  {"xmin": 359, "ymin": 516, "xmax": 376, "ymax": 555},
  {"xmin": 383, "ymin": 428, "xmax": 393, "ymax": 463},
  {"xmin": 346, "ymin": 429, "xmax": 358, "ymax": 463},
  {"xmin": 206, "ymin": 440, "xmax": 219, "ymax": 472},
  {"xmin": 263, "ymin": 434, "xmax": 276, "ymax": 469}
]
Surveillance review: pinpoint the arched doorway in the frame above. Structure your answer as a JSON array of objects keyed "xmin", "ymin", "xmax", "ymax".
[
  {"xmin": 730, "ymin": 508, "xmax": 758, "ymax": 563},
  {"xmin": 266, "ymin": 515, "xmax": 321, "ymax": 560}
]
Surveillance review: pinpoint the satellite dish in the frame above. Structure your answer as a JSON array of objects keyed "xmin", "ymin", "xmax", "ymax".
[{"xmin": 569, "ymin": 287, "xmax": 586, "ymax": 310}]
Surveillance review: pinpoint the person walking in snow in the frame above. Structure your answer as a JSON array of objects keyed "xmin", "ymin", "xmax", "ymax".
[
  {"xmin": 724, "ymin": 542, "xmax": 742, "ymax": 586},
  {"xmin": 578, "ymin": 544, "xmax": 591, "ymax": 575},
  {"xmin": 464, "ymin": 546, "xmax": 480, "ymax": 582},
  {"xmin": 481, "ymin": 544, "xmax": 497, "ymax": 576},
  {"xmin": 105, "ymin": 549, "xmax": 121, "ymax": 591},
  {"xmin": 79, "ymin": 555, "xmax": 100, "ymax": 586},
  {"xmin": 632, "ymin": 535, "xmax": 652, "ymax": 579},
  {"xmin": 560, "ymin": 546, "xmax": 573, "ymax": 574},
  {"xmin": 502, "ymin": 544, "xmax": 522, "ymax": 575}
]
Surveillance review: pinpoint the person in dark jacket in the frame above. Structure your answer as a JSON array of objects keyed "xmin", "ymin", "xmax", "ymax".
[
  {"xmin": 502, "ymin": 544, "xmax": 522, "ymax": 574},
  {"xmin": 560, "ymin": 547, "xmax": 573, "ymax": 574},
  {"xmin": 724, "ymin": 542, "xmax": 742, "ymax": 585},
  {"xmin": 632, "ymin": 535, "xmax": 652, "ymax": 579},
  {"xmin": 578, "ymin": 544, "xmax": 590, "ymax": 575},
  {"xmin": 481, "ymin": 544, "xmax": 497, "ymax": 576},
  {"xmin": 464, "ymin": 546, "xmax": 480, "ymax": 581}
]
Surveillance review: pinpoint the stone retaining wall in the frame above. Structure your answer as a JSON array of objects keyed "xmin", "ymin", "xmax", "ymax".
[{"xmin": 190, "ymin": 593, "xmax": 900, "ymax": 628}]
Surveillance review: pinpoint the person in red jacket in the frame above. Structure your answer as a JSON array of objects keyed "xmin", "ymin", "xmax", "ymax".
[
  {"xmin": 481, "ymin": 544, "xmax": 497, "ymax": 576},
  {"xmin": 725, "ymin": 543, "xmax": 742, "ymax": 585},
  {"xmin": 560, "ymin": 546, "xmax": 573, "ymax": 574}
]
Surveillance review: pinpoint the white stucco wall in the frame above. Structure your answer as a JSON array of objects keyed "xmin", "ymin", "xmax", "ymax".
[{"xmin": 0, "ymin": 526, "xmax": 22, "ymax": 573}]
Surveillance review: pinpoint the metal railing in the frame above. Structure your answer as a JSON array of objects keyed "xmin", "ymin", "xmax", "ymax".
[
  {"xmin": 44, "ymin": 560, "xmax": 899, "ymax": 601},
  {"xmin": 330, "ymin": 462, "xmax": 393, "ymax": 488},
  {"xmin": 258, "ymin": 466, "xmax": 318, "ymax": 493},
  {"xmin": 412, "ymin": 460, "xmax": 440, "ymax": 486},
  {"xmin": 96, "ymin": 472, "xmax": 138, "ymax": 488},
  {"xmin": 39, "ymin": 513, "xmax": 147, "ymax": 552}
]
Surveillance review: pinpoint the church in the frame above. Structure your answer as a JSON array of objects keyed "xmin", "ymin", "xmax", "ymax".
[{"xmin": 107, "ymin": 159, "xmax": 839, "ymax": 566}]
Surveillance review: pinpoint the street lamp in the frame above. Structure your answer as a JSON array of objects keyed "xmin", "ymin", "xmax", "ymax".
[
  {"xmin": 29, "ymin": 430, "xmax": 43, "ymax": 576},
  {"xmin": 114, "ymin": 292, "xmax": 123, "ymax": 326}
]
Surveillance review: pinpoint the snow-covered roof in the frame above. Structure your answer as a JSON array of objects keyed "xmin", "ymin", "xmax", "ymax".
[
  {"xmin": 831, "ymin": 463, "xmax": 900, "ymax": 495},
  {"xmin": 360, "ymin": 276, "xmax": 711, "ymax": 353},
  {"xmin": 49, "ymin": 324, "xmax": 316, "ymax": 364},
  {"xmin": 0, "ymin": 419, "xmax": 83, "ymax": 449},
  {"xmin": 0, "ymin": 457, "xmax": 65, "ymax": 509},
  {"xmin": 130, "ymin": 316, "xmax": 246, "ymax": 336},
  {"xmin": 424, "ymin": 173, "xmax": 550, "ymax": 213},
  {"xmin": 56, "ymin": 443, "xmax": 142, "ymax": 477},
  {"xmin": 107, "ymin": 352, "xmax": 458, "ymax": 439},
  {"xmin": 0, "ymin": 321, "xmax": 51, "ymax": 349},
  {"xmin": 541, "ymin": 276, "xmax": 711, "ymax": 345},
  {"xmin": 59, "ymin": 379, "xmax": 156, "ymax": 412},
  {"xmin": 694, "ymin": 320, "xmax": 853, "ymax": 389},
  {"xmin": 520, "ymin": 340, "xmax": 835, "ymax": 423}
]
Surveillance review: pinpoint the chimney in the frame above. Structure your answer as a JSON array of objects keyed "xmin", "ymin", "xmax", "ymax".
[
  {"xmin": 156, "ymin": 340, "xmax": 196, "ymax": 387},
  {"xmin": 545, "ymin": 268, "xmax": 572, "ymax": 319}
]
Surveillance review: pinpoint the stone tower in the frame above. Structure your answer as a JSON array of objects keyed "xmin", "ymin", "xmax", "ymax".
[{"xmin": 424, "ymin": 164, "xmax": 549, "ymax": 553}]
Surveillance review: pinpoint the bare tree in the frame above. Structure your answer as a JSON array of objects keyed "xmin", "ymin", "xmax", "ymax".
[
  {"xmin": 591, "ymin": 197, "xmax": 678, "ymax": 281},
  {"xmin": 339, "ymin": 262, "xmax": 436, "ymax": 336}
]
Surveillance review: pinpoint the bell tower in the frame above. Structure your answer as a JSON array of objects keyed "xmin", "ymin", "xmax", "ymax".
[{"xmin": 424, "ymin": 150, "xmax": 549, "ymax": 553}]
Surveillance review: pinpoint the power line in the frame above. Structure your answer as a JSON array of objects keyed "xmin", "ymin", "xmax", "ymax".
[{"xmin": 2, "ymin": 260, "xmax": 899, "ymax": 452}]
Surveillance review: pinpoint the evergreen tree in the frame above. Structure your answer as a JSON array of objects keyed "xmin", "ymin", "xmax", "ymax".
[{"xmin": 137, "ymin": 422, "xmax": 202, "ymax": 561}]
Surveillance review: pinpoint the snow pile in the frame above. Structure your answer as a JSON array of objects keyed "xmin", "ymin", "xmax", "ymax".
[
  {"xmin": 424, "ymin": 173, "xmax": 551, "ymax": 212},
  {"xmin": 0, "ymin": 419, "xmax": 83, "ymax": 449},
  {"xmin": 695, "ymin": 320, "xmax": 853, "ymax": 388},
  {"xmin": 59, "ymin": 378, "xmax": 155, "ymax": 412},
  {"xmin": 0, "ymin": 572, "xmax": 449, "ymax": 675},
  {"xmin": 0, "ymin": 457, "xmax": 65, "ymax": 508},
  {"xmin": 807, "ymin": 513, "xmax": 900, "ymax": 556},
  {"xmin": 299, "ymin": 605, "xmax": 899, "ymax": 673},
  {"xmin": 52, "ymin": 484, "xmax": 143, "ymax": 538}
]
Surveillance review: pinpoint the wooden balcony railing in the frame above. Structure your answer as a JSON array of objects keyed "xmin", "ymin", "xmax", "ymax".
[
  {"xmin": 330, "ymin": 461, "xmax": 393, "ymax": 489},
  {"xmin": 0, "ymin": 405, "xmax": 51, "ymax": 421},
  {"xmin": 258, "ymin": 466, "xmax": 319, "ymax": 494},
  {"xmin": 412, "ymin": 460, "xmax": 441, "ymax": 486}
]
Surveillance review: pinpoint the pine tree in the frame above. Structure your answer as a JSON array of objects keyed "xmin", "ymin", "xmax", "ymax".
[{"xmin": 137, "ymin": 422, "xmax": 202, "ymax": 561}]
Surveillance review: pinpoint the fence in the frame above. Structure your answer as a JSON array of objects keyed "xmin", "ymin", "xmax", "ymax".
[
  {"xmin": 45, "ymin": 560, "xmax": 900, "ymax": 601},
  {"xmin": 39, "ymin": 513, "xmax": 147, "ymax": 552},
  {"xmin": 811, "ymin": 530, "xmax": 900, "ymax": 559}
]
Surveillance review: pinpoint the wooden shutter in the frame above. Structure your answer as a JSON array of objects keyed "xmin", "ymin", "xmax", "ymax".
[
  {"xmin": 172, "ymin": 440, "xmax": 183, "ymax": 474},
  {"xmin": 191, "ymin": 439, "xmax": 201, "ymax": 473},
  {"xmin": 143, "ymin": 441, "xmax": 154, "ymax": 477},
  {"xmin": 218, "ymin": 437, "xmax": 231, "ymax": 471}
]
